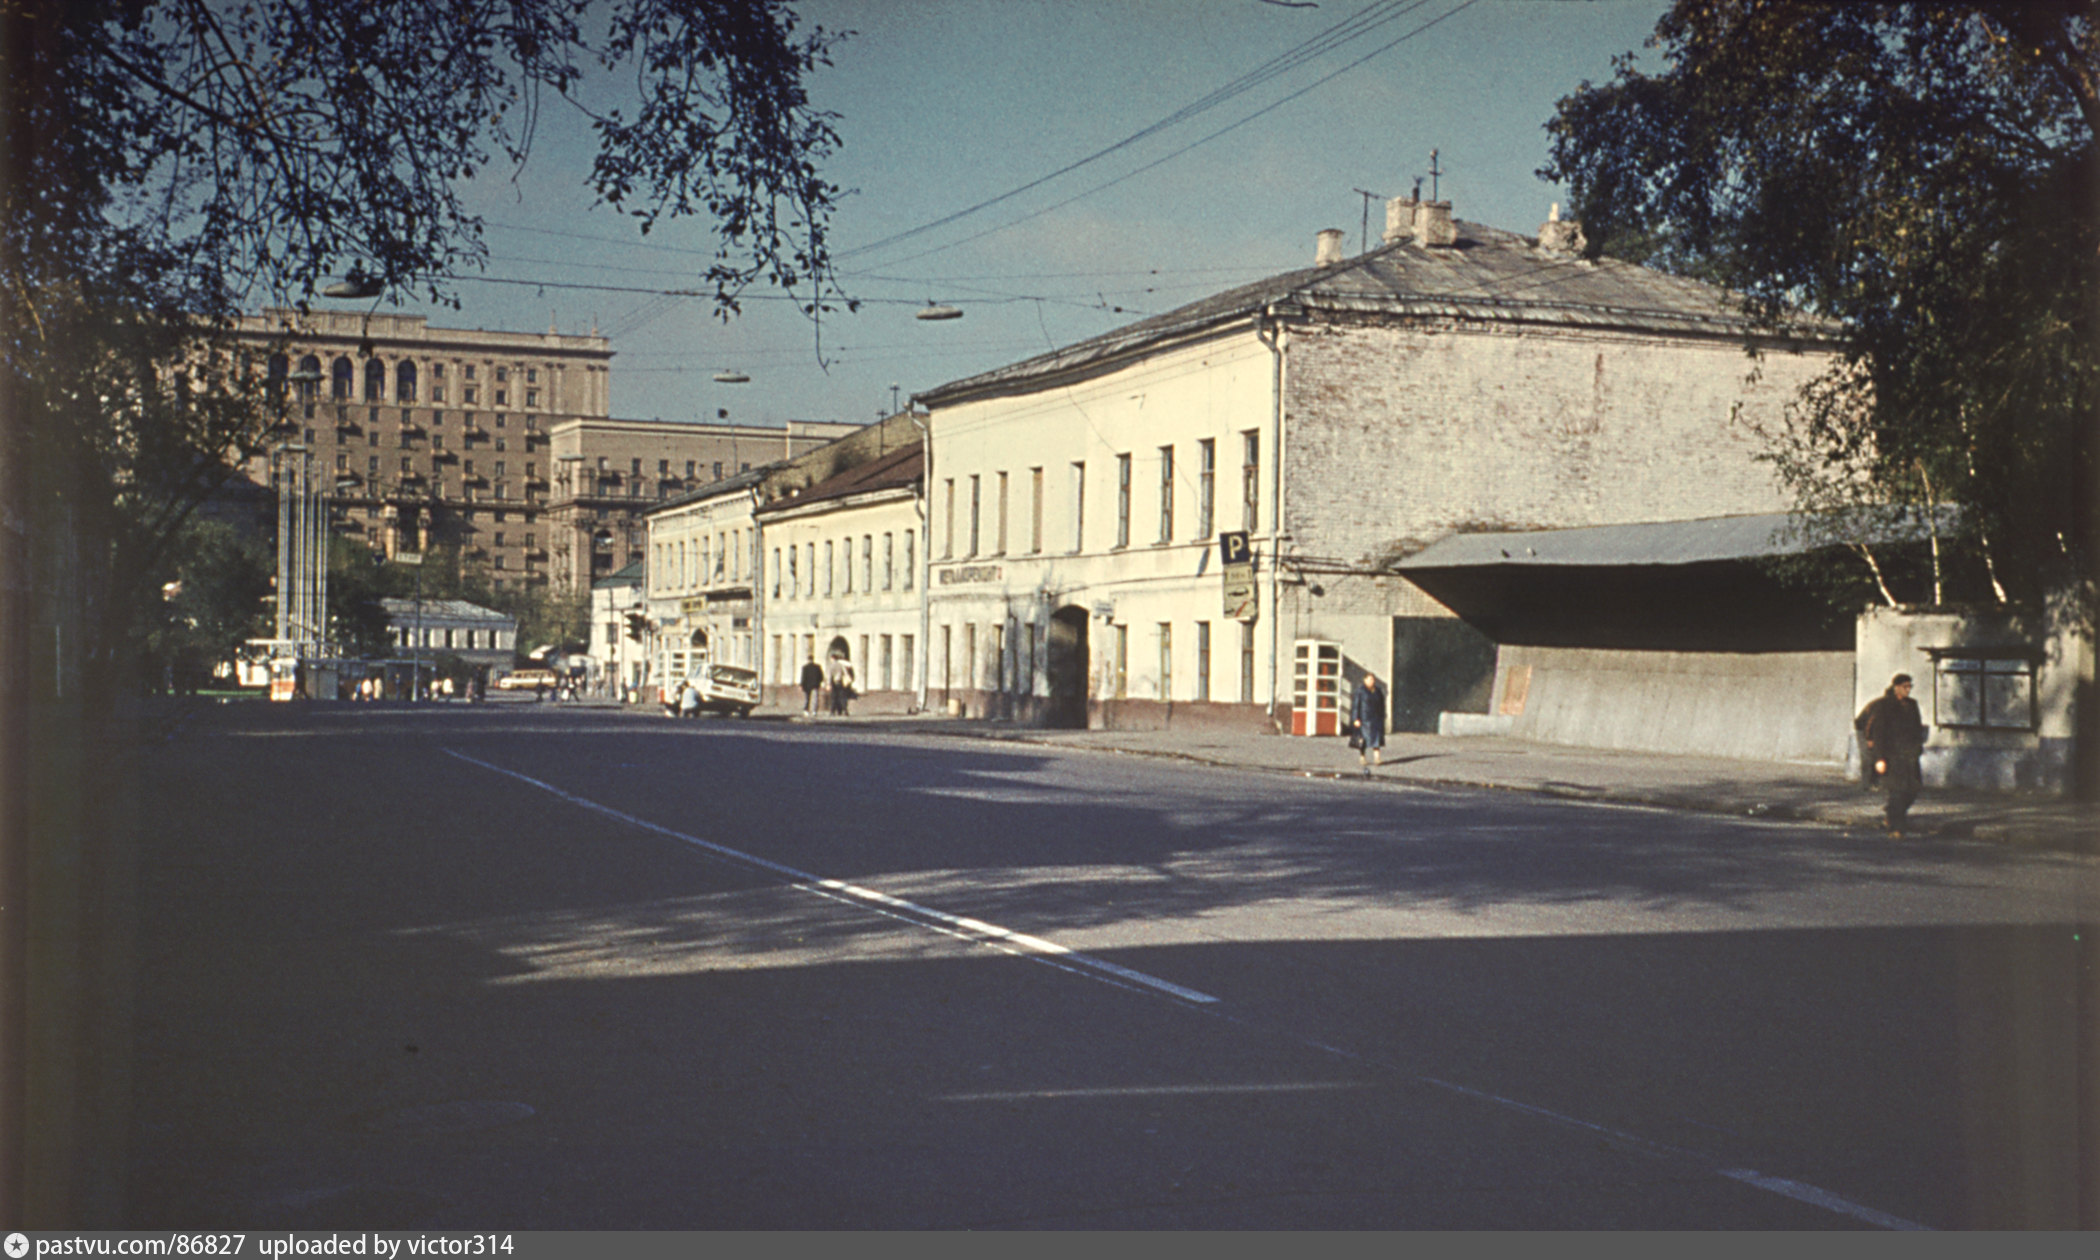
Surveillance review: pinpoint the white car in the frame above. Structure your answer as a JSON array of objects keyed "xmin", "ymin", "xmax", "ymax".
[{"xmin": 664, "ymin": 664, "xmax": 761, "ymax": 717}]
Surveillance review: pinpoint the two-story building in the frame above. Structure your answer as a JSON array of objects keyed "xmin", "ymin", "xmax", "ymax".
[
  {"xmin": 754, "ymin": 443, "xmax": 926, "ymax": 713},
  {"xmin": 915, "ymin": 196, "xmax": 1838, "ymax": 744}
]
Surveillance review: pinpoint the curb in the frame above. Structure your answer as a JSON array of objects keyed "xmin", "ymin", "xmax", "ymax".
[{"xmin": 909, "ymin": 724, "xmax": 2098, "ymax": 856}]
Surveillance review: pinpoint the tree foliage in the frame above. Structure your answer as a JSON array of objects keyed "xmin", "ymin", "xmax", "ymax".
[
  {"xmin": 1542, "ymin": 0, "xmax": 2098, "ymax": 612},
  {"xmin": 2, "ymin": 0, "xmax": 849, "ymax": 701}
]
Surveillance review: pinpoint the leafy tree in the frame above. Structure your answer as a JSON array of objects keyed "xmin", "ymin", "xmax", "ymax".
[
  {"xmin": 1541, "ymin": 1, "xmax": 2098, "ymax": 614},
  {"xmin": 0, "ymin": 0, "xmax": 850, "ymax": 1222},
  {"xmin": 5, "ymin": 0, "xmax": 851, "ymax": 703}
]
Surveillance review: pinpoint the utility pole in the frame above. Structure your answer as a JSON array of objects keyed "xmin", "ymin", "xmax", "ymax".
[{"xmin": 1351, "ymin": 189, "xmax": 1382, "ymax": 255}]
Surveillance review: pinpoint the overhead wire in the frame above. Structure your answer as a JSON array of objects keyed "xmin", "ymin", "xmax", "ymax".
[
  {"xmin": 837, "ymin": 0, "xmax": 1438, "ymax": 262},
  {"xmin": 857, "ymin": 0, "xmax": 1487, "ymax": 272}
]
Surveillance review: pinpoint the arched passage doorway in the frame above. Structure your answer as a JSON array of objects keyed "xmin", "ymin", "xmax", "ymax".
[{"xmin": 1045, "ymin": 606, "xmax": 1089, "ymax": 729}]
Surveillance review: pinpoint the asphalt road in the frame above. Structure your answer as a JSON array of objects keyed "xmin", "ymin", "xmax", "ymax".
[{"xmin": 127, "ymin": 700, "xmax": 2100, "ymax": 1229}]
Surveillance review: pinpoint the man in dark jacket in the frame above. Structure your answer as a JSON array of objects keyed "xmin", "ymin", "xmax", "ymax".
[
  {"xmin": 799, "ymin": 658, "xmax": 825, "ymax": 717},
  {"xmin": 1856, "ymin": 673, "xmax": 1928, "ymax": 836}
]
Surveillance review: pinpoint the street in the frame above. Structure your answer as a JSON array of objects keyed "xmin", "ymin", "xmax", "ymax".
[{"xmin": 126, "ymin": 700, "xmax": 2098, "ymax": 1229}]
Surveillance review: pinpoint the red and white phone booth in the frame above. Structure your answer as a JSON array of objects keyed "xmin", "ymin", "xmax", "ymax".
[{"xmin": 1291, "ymin": 639, "xmax": 1342, "ymax": 736}]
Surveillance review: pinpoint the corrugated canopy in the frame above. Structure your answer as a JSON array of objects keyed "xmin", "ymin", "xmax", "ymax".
[{"xmin": 1393, "ymin": 508, "xmax": 1959, "ymax": 571}]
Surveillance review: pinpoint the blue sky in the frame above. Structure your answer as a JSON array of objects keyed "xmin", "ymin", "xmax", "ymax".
[{"xmin": 387, "ymin": 0, "xmax": 1668, "ymax": 429}]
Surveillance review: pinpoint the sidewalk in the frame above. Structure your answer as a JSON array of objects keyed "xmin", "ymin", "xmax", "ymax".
[{"xmin": 815, "ymin": 713, "xmax": 2100, "ymax": 855}]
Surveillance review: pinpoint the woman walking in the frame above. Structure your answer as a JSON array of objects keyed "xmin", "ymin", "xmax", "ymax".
[{"xmin": 1351, "ymin": 671, "xmax": 1388, "ymax": 773}]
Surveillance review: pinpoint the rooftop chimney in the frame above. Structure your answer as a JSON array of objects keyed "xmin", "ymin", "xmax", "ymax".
[
  {"xmin": 1382, "ymin": 193, "xmax": 1457, "ymax": 247},
  {"xmin": 1415, "ymin": 200, "xmax": 1457, "ymax": 248},
  {"xmin": 1315, "ymin": 228, "xmax": 1346, "ymax": 267},
  {"xmin": 1382, "ymin": 193, "xmax": 1419, "ymax": 244},
  {"xmin": 1537, "ymin": 201, "xmax": 1587, "ymax": 254}
]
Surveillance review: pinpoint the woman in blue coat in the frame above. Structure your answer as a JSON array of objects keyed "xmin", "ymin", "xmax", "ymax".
[{"xmin": 1351, "ymin": 671, "xmax": 1388, "ymax": 772}]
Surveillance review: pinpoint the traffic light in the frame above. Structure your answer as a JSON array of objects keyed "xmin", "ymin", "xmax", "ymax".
[{"xmin": 624, "ymin": 612, "xmax": 647, "ymax": 642}]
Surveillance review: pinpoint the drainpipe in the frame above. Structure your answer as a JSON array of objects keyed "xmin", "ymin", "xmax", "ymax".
[
  {"xmin": 749, "ymin": 487, "xmax": 765, "ymax": 704},
  {"xmin": 1257, "ymin": 307, "xmax": 1289, "ymax": 726},
  {"xmin": 909, "ymin": 405, "xmax": 932, "ymax": 714}
]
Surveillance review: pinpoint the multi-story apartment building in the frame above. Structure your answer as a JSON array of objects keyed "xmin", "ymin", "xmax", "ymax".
[
  {"xmin": 236, "ymin": 309, "xmax": 859, "ymax": 596},
  {"xmin": 236, "ymin": 308, "xmax": 612, "ymax": 587},
  {"xmin": 549, "ymin": 417, "xmax": 857, "ymax": 591}
]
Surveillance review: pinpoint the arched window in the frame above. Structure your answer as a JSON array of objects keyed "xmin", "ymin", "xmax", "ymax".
[
  {"xmin": 299, "ymin": 355, "xmax": 322, "ymax": 400},
  {"xmin": 331, "ymin": 356, "xmax": 354, "ymax": 400},
  {"xmin": 267, "ymin": 353, "xmax": 288, "ymax": 398},
  {"xmin": 395, "ymin": 359, "xmax": 417, "ymax": 403},
  {"xmin": 364, "ymin": 358, "xmax": 386, "ymax": 402}
]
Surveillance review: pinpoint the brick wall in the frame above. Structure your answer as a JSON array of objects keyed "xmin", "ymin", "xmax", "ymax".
[{"xmin": 1283, "ymin": 318, "xmax": 1828, "ymax": 565}]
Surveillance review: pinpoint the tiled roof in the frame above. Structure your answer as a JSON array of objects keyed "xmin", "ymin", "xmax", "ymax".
[
  {"xmin": 755, "ymin": 442, "xmax": 922, "ymax": 516},
  {"xmin": 921, "ymin": 223, "xmax": 1837, "ymax": 403}
]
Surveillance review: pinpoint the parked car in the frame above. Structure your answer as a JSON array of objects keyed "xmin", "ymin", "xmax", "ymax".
[
  {"xmin": 663, "ymin": 663, "xmax": 761, "ymax": 717},
  {"xmin": 494, "ymin": 667, "xmax": 558, "ymax": 691}
]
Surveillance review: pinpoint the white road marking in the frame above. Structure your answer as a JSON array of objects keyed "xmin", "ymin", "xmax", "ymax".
[
  {"xmin": 442, "ymin": 748, "xmax": 1219, "ymax": 1005},
  {"xmin": 444, "ymin": 745, "xmax": 1933, "ymax": 1230}
]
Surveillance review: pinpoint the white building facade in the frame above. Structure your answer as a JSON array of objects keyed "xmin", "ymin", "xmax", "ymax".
[
  {"xmin": 644, "ymin": 468, "xmax": 766, "ymax": 702},
  {"xmin": 754, "ymin": 445, "xmax": 926, "ymax": 714},
  {"xmin": 917, "ymin": 198, "xmax": 1836, "ymax": 735}
]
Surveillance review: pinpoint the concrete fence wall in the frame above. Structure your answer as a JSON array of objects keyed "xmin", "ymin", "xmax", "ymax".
[{"xmin": 1497, "ymin": 646, "xmax": 1855, "ymax": 763}]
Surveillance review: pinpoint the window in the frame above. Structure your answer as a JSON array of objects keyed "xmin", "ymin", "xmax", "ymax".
[
  {"xmin": 883, "ymin": 533, "xmax": 894, "ymax": 590},
  {"xmin": 994, "ymin": 623, "xmax": 1007, "ymax": 693},
  {"xmin": 1115, "ymin": 453, "xmax": 1131, "ymax": 548},
  {"xmin": 786, "ymin": 545, "xmax": 798, "ymax": 597},
  {"xmin": 632, "ymin": 458, "xmax": 642, "ymax": 476},
  {"xmin": 841, "ymin": 537, "xmax": 853, "ymax": 594},
  {"xmin": 368, "ymin": 455, "xmax": 379, "ymax": 476},
  {"xmin": 996, "ymin": 471, "xmax": 1009, "ymax": 555},
  {"xmin": 1158, "ymin": 445, "xmax": 1174, "ymax": 543},
  {"xmin": 1241, "ymin": 622, "xmax": 1256, "ymax": 704},
  {"xmin": 943, "ymin": 479, "xmax": 956, "ymax": 557},
  {"xmin": 900, "ymin": 634, "xmax": 914, "ymax": 692},
  {"xmin": 1158, "ymin": 623, "xmax": 1173, "ymax": 699},
  {"xmin": 964, "ymin": 623, "xmax": 978, "ymax": 691},
  {"xmin": 493, "ymin": 531, "xmax": 506, "ymax": 547},
  {"xmin": 772, "ymin": 548, "xmax": 782, "ymax": 597},
  {"xmin": 396, "ymin": 360, "xmax": 418, "ymax": 403},
  {"xmin": 1071, "ymin": 462, "xmax": 1086, "ymax": 552},
  {"xmin": 1243, "ymin": 431, "xmax": 1261, "ymax": 531},
  {"xmin": 968, "ymin": 474, "xmax": 981, "ymax": 556},
  {"xmin": 713, "ymin": 461, "xmax": 723, "ymax": 479},
  {"xmin": 902, "ymin": 530, "xmax": 915, "ymax": 590},
  {"xmin": 1030, "ymin": 467, "xmax": 1044, "ymax": 553},
  {"xmin": 659, "ymin": 460, "xmax": 670, "ymax": 475},
  {"xmin": 880, "ymin": 635, "xmax": 893, "ymax": 692},
  {"xmin": 1196, "ymin": 621, "xmax": 1211, "ymax": 702},
  {"xmin": 824, "ymin": 540, "xmax": 834, "ymax": 596},
  {"xmin": 1933, "ymin": 652, "xmax": 2039, "ymax": 730},
  {"xmin": 431, "ymin": 433, "xmax": 444, "ymax": 451},
  {"xmin": 1197, "ymin": 439, "xmax": 1215, "ymax": 538},
  {"xmin": 464, "ymin": 386, "xmax": 478, "ymax": 405},
  {"xmin": 365, "ymin": 359, "xmax": 386, "ymax": 402},
  {"xmin": 686, "ymin": 460, "xmax": 697, "ymax": 478},
  {"xmin": 332, "ymin": 357, "xmax": 354, "ymax": 401},
  {"xmin": 861, "ymin": 535, "xmax": 873, "ymax": 593},
  {"xmin": 940, "ymin": 625, "xmax": 952, "ymax": 696},
  {"xmin": 806, "ymin": 543, "xmax": 815, "ymax": 596},
  {"xmin": 525, "ymin": 389, "xmax": 538, "ymax": 408}
]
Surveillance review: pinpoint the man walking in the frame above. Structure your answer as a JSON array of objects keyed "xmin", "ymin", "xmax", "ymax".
[
  {"xmin": 1856, "ymin": 672, "xmax": 1928, "ymax": 836},
  {"xmin": 800, "ymin": 658, "xmax": 825, "ymax": 717}
]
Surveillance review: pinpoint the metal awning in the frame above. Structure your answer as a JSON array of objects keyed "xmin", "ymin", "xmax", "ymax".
[{"xmin": 1392, "ymin": 508, "xmax": 1959, "ymax": 571}]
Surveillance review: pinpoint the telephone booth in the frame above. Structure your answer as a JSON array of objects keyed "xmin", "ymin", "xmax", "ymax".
[{"xmin": 1291, "ymin": 639, "xmax": 1342, "ymax": 736}]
